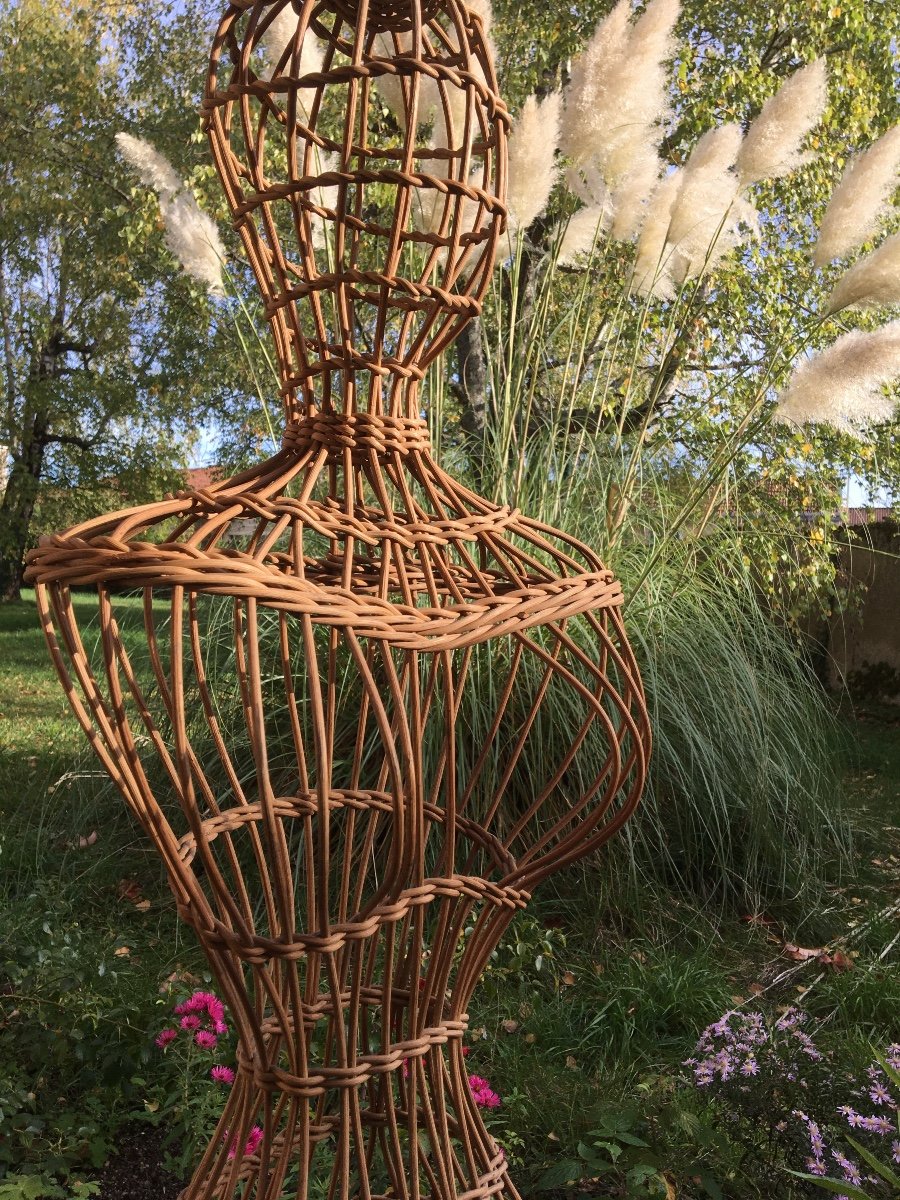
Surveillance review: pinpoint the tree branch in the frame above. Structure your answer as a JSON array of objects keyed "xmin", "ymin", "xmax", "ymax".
[{"xmin": 43, "ymin": 431, "xmax": 97, "ymax": 452}]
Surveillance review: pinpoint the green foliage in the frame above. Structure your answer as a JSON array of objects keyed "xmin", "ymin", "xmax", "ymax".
[
  {"xmin": 0, "ymin": 0, "xmax": 241, "ymax": 596},
  {"xmin": 537, "ymin": 1109, "xmax": 670, "ymax": 1197}
]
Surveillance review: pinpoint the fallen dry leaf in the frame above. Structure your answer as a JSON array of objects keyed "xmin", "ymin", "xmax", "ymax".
[
  {"xmin": 820, "ymin": 950, "xmax": 854, "ymax": 972},
  {"xmin": 565, "ymin": 1055, "xmax": 578, "ymax": 1070},
  {"xmin": 117, "ymin": 879, "xmax": 143, "ymax": 904},
  {"xmin": 562, "ymin": 971, "xmax": 576, "ymax": 986},
  {"xmin": 159, "ymin": 967, "xmax": 201, "ymax": 994},
  {"xmin": 135, "ymin": 899, "xmax": 152, "ymax": 912},
  {"xmin": 500, "ymin": 1019, "xmax": 519, "ymax": 1034},
  {"xmin": 784, "ymin": 943, "xmax": 854, "ymax": 971},
  {"xmin": 783, "ymin": 943, "xmax": 824, "ymax": 962},
  {"xmin": 114, "ymin": 946, "xmax": 131, "ymax": 957},
  {"xmin": 76, "ymin": 831, "xmax": 98, "ymax": 848}
]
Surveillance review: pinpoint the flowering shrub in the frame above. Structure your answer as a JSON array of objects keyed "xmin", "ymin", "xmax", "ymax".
[
  {"xmin": 686, "ymin": 1006, "xmax": 823, "ymax": 1088},
  {"xmin": 144, "ymin": 989, "xmax": 237, "ymax": 1175},
  {"xmin": 793, "ymin": 1048, "xmax": 900, "ymax": 1199},
  {"xmin": 685, "ymin": 1008, "xmax": 900, "ymax": 1198}
]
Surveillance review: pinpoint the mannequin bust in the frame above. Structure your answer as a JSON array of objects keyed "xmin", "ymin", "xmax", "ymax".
[{"xmin": 26, "ymin": 1, "xmax": 650, "ymax": 1196}]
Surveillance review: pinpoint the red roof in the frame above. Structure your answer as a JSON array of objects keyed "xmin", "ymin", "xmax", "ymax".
[
  {"xmin": 842, "ymin": 507, "xmax": 895, "ymax": 527},
  {"xmin": 185, "ymin": 466, "xmax": 219, "ymax": 491}
]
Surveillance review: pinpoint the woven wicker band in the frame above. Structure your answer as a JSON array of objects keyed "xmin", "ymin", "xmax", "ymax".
[{"xmin": 282, "ymin": 412, "xmax": 432, "ymax": 459}]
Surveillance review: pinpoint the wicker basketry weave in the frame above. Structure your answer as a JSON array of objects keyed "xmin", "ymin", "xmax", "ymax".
[{"xmin": 25, "ymin": 1, "xmax": 650, "ymax": 1196}]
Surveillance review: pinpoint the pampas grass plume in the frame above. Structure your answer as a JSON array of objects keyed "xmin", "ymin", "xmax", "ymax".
[
  {"xmin": 506, "ymin": 93, "xmax": 561, "ymax": 231},
  {"xmin": 666, "ymin": 123, "xmax": 742, "ymax": 249},
  {"xmin": 814, "ymin": 125, "xmax": 900, "ymax": 265},
  {"xmin": 115, "ymin": 133, "xmax": 225, "ymax": 296},
  {"xmin": 826, "ymin": 232, "xmax": 900, "ymax": 313},
  {"xmin": 736, "ymin": 58, "xmax": 827, "ymax": 186},
  {"xmin": 115, "ymin": 132, "xmax": 181, "ymax": 200},
  {"xmin": 665, "ymin": 124, "xmax": 759, "ymax": 280},
  {"xmin": 261, "ymin": 5, "xmax": 324, "ymax": 83},
  {"xmin": 610, "ymin": 149, "xmax": 662, "ymax": 240},
  {"xmin": 633, "ymin": 169, "xmax": 683, "ymax": 298},
  {"xmin": 558, "ymin": 204, "xmax": 611, "ymax": 265},
  {"xmin": 560, "ymin": 0, "xmax": 678, "ymax": 235},
  {"xmin": 559, "ymin": 0, "xmax": 631, "ymax": 167},
  {"xmin": 776, "ymin": 319, "xmax": 900, "ymax": 435}
]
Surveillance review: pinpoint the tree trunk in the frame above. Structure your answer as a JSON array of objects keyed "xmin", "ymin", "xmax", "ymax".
[
  {"xmin": 457, "ymin": 318, "xmax": 488, "ymax": 435},
  {"xmin": 0, "ymin": 252, "xmax": 71, "ymax": 603},
  {"xmin": 0, "ymin": 415, "xmax": 46, "ymax": 602}
]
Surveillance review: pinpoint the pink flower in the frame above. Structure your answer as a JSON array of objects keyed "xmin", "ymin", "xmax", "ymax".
[
  {"xmin": 178, "ymin": 990, "xmax": 220, "ymax": 1015},
  {"xmin": 211, "ymin": 1065, "xmax": 236, "ymax": 1085},
  {"xmin": 213, "ymin": 1019, "xmax": 229, "ymax": 1035},
  {"xmin": 228, "ymin": 1126, "xmax": 264, "ymax": 1159},
  {"xmin": 180, "ymin": 1015, "xmax": 201, "ymax": 1031},
  {"xmin": 155, "ymin": 1028, "xmax": 177, "ymax": 1049},
  {"xmin": 195, "ymin": 1030, "xmax": 218, "ymax": 1050},
  {"xmin": 468, "ymin": 1074, "xmax": 501, "ymax": 1109},
  {"xmin": 207, "ymin": 997, "xmax": 225, "ymax": 1021}
]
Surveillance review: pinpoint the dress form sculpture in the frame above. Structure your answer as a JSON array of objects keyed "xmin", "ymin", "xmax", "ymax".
[{"xmin": 26, "ymin": 0, "xmax": 651, "ymax": 1195}]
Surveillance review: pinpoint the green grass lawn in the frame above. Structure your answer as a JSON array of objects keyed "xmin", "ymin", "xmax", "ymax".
[{"xmin": 1, "ymin": 592, "xmax": 899, "ymax": 1198}]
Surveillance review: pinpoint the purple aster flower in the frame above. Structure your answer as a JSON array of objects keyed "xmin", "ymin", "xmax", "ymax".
[{"xmin": 870, "ymin": 1082, "xmax": 893, "ymax": 1106}]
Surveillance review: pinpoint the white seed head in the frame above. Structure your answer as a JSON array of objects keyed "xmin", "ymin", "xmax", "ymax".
[
  {"xmin": 558, "ymin": 203, "xmax": 612, "ymax": 265},
  {"xmin": 814, "ymin": 125, "xmax": 900, "ymax": 266},
  {"xmin": 115, "ymin": 132, "xmax": 182, "ymax": 200},
  {"xmin": 775, "ymin": 319, "xmax": 900, "ymax": 436},
  {"xmin": 560, "ymin": 0, "xmax": 677, "ymax": 191},
  {"xmin": 827, "ymin": 232, "xmax": 900, "ymax": 313},
  {"xmin": 260, "ymin": 4, "xmax": 324, "ymax": 86},
  {"xmin": 736, "ymin": 58, "xmax": 828, "ymax": 187},
  {"xmin": 609, "ymin": 149, "xmax": 663, "ymax": 241},
  {"xmin": 161, "ymin": 192, "xmax": 226, "ymax": 297},
  {"xmin": 116, "ymin": 132, "xmax": 225, "ymax": 295},
  {"xmin": 506, "ymin": 93, "xmax": 562, "ymax": 231},
  {"xmin": 632, "ymin": 169, "xmax": 683, "ymax": 299}
]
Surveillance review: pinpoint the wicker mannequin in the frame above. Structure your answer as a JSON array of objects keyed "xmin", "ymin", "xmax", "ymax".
[{"xmin": 26, "ymin": 1, "xmax": 651, "ymax": 1196}]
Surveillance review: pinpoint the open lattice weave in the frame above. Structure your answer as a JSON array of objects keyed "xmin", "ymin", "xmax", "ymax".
[{"xmin": 25, "ymin": 0, "xmax": 651, "ymax": 1196}]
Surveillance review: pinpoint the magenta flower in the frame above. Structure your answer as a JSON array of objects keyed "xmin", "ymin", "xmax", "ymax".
[
  {"xmin": 468, "ymin": 1075, "xmax": 501, "ymax": 1109},
  {"xmin": 195, "ymin": 1030, "xmax": 218, "ymax": 1050},
  {"xmin": 155, "ymin": 1028, "xmax": 177, "ymax": 1049},
  {"xmin": 211, "ymin": 1065, "xmax": 236, "ymax": 1085},
  {"xmin": 177, "ymin": 989, "xmax": 220, "ymax": 1015},
  {"xmin": 180, "ymin": 1014, "xmax": 202, "ymax": 1031},
  {"xmin": 226, "ymin": 1126, "xmax": 263, "ymax": 1160}
]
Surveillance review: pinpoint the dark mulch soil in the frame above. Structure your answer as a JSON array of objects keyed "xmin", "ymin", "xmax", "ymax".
[{"xmin": 94, "ymin": 1124, "xmax": 186, "ymax": 1200}]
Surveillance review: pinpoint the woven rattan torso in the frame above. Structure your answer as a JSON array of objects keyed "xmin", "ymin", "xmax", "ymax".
[{"xmin": 25, "ymin": 2, "xmax": 651, "ymax": 1196}]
